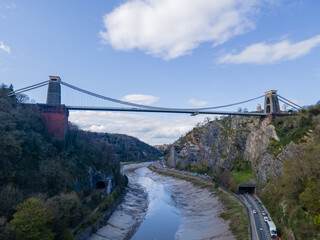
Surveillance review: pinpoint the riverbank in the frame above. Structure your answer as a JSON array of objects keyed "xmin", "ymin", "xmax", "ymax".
[
  {"xmin": 88, "ymin": 163, "xmax": 149, "ymax": 240},
  {"xmin": 149, "ymin": 165, "xmax": 249, "ymax": 240},
  {"xmin": 90, "ymin": 162, "xmax": 236, "ymax": 240},
  {"xmin": 74, "ymin": 187, "xmax": 127, "ymax": 240}
]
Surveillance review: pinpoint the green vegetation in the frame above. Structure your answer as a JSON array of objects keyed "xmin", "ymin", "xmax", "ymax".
[
  {"xmin": 0, "ymin": 85, "xmax": 129, "ymax": 239},
  {"xmin": 74, "ymin": 182, "xmax": 127, "ymax": 234},
  {"xmin": 149, "ymin": 166, "xmax": 249, "ymax": 240},
  {"xmin": 10, "ymin": 198, "xmax": 55, "ymax": 240},
  {"xmin": 98, "ymin": 133, "xmax": 161, "ymax": 162},
  {"xmin": 231, "ymin": 157, "xmax": 255, "ymax": 184},
  {"xmin": 271, "ymin": 109, "xmax": 316, "ymax": 146},
  {"xmin": 261, "ymin": 103, "xmax": 320, "ymax": 239},
  {"xmin": 231, "ymin": 168, "xmax": 255, "ymax": 184},
  {"xmin": 228, "ymin": 157, "xmax": 255, "ymax": 192},
  {"xmin": 175, "ymin": 159, "xmax": 210, "ymax": 175},
  {"xmin": 267, "ymin": 137, "xmax": 282, "ymax": 155}
]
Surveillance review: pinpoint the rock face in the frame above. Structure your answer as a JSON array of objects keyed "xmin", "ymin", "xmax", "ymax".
[{"xmin": 166, "ymin": 116, "xmax": 299, "ymax": 184}]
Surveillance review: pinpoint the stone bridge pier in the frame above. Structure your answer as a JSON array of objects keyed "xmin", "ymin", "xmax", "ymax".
[{"xmin": 38, "ymin": 76, "xmax": 69, "ymax": 139}]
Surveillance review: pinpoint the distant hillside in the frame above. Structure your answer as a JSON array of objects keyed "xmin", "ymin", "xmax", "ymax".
[
  {"xmin": 154, "ymin": 144, "xmax": 169, "ymax": 154},
  {"xmin": 93, "ymin": 133, "xmax": 162, "ymax": 162}
]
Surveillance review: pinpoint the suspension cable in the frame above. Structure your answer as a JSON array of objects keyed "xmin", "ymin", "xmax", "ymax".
[
  {"xmin": 61, "ymin": 81, "xmax": 164, "ymax": 109},
  {"xmin": 278, "ymin": 99, "xmax": 300, "ymax": 111},
  {"xmin": 196, "ymin": 95, "xmax": 265, "ymax": 110},
  {"xmin": 278, "ymin": 95, "xmax": 302, "ymax": 109},
  {"xmin": 61, "ymin": 81, "xmax": 264, "ymax": 111},
  {"xmin": 8, "ymin": 81, "xmax": 49, "ymax": 96}
]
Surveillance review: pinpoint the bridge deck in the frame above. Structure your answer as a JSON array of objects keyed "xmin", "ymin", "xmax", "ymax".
[{"xmin": 67, "ymin": 106, "xmax": 268, "ymax": 116}]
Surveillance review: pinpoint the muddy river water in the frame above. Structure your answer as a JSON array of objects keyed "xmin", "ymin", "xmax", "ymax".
[{"xmin": 89, "ymin": 163, "xmax": 234, "ymax": 240}]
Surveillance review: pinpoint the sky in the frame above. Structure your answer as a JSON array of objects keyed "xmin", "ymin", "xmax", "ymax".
[{"xmin": 1, "ymin": 0, "xmax": 320, "ymax": 145}]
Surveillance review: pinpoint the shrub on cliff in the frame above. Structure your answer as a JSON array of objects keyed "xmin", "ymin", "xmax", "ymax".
[{"xmin": 10, "ymin": 197, "xmax": 55, "ymax": 240}]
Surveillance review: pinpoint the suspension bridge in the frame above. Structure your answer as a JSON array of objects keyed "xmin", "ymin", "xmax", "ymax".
[
  {"xmin": 7, "ymin": 76, "xmax": 302, "ymax": 139},
  {"xmin": 9, "ymin": 76, "xmax": 302, "ymax": 115}
]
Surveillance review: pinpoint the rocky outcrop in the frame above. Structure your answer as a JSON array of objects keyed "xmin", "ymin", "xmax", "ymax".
[{"xmin": 166, "ymin": 116, "xmax": 300, "ymax": 184}]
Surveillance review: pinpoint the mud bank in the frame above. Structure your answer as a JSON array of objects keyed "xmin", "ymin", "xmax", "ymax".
[
  {"xmin": 90, "ymin": 163, "xmax": 234, "ymax": 240},
  {"xmin": 89, "ymin": 163, "xmax": 149, "ymax": 240},
  {"xmin": 147, "ymin": 168, "xmax": 235, "ymax": 240}
]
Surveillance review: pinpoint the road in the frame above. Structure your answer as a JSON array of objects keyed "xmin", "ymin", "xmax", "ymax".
[
  {"xmin": 152, "ymin": 161, "xmax": 274, "ymax": 240},
  {"xmin": 240, "ymin": 193, "xmax": 272, "ymax": 240}
]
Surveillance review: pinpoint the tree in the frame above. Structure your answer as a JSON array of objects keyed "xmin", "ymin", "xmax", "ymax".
[
  {"xmin": 46, "ymin": 193, "xmax": 83, "ymax": 228},
  {"xmin": 314, "ymin": 213, "xmax": 320, "ymax": 228},
  {"xmin": 15, "ymin": 93, "xmax": 29, "ymax": 103},
  {"xmin": 230, "ymin": 177, "xmax": 238, "ymax": 193},
  {"xmin": 10, "ymin": 198, "xmax": 54, "ymax": 240},
  {"xmin": 204, "ymin": 117, "xmax": 211, "ymax": 124}
]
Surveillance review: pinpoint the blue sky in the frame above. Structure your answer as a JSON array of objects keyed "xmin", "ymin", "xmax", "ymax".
[{"xmin": 1, "ymin": 0, "xmax": 320, "ymax": 145}]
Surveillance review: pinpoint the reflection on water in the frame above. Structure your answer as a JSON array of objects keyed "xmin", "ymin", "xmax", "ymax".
[{"xmin": 131, "ymin": 167, "xmax": 180, "ymax": 240}]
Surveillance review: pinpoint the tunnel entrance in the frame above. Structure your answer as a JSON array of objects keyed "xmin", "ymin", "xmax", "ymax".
[
  {"xmin": 96, "ymin": 181, "xmax": 106, "ymax": 189},
  {"xmin": 238, "ymin": 186, "xmax": 255, "ymax": 194},
  {"xmin": 238, "ymin": 179, "xmax": 257, "ymax": 194}
]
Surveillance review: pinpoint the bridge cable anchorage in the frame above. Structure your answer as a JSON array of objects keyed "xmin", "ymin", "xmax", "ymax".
[
  {"xmin": 278, "ymin": 95, "xmax": 302, "ymax": 109},
  {"xmin": 278, "ymin": 99, "xmax": 301, "ymax": 111},
  {"xmin": 61, "ymin": 81, "xmax": 265, "ymax": 111},
  {"xmin": 7, "ymin": 81, "xmax": 49, "ymax": 96}
]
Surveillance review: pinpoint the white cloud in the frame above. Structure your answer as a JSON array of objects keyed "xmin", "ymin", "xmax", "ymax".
[
  {"xmin": 121, "ymin": 94, "xmax": 159, "ymax": 105},
  {"xmin": 69, "ymin": 111, "xmax": 211, "ymax": 145},
  {"xmin": 187, "ymin": 98, "xmax": 207, "ymax": 106},
  {"xmin": 218, "ymin": 34, "xmax": 320, "ymax": 64},
  {"xmin": 0, "ymin": 3, "xmax": 16, "ymax": 9},
  {"xmin": 0, "ymin": 41, "xmax": 10, "ymax": 54},
  {"xmin": 100, "ymin": 0, "xmax": 261, "ymax": 59}
]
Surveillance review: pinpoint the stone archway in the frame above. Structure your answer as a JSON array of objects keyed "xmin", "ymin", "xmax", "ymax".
[{"xmin": 266, "ymin": 105, "xmax": 271, "ymax": 113}]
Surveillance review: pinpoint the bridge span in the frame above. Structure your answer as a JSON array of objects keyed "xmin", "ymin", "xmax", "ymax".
[
  {"xmin": 67, "ymin": 106, "xmax": 267, "ymax": 116},
  {"xmin": 8, "ymin": 75, "xmax": 302, "ymax": 139}
]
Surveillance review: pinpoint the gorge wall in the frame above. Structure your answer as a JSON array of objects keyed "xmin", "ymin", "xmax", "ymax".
[{"xmin": 166, "ymin": 115, "xmax": 301, "ymax": 184}]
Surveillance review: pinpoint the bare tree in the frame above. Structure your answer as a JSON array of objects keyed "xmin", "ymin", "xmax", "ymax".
[{"xmin": 16, "ymin": 93, "xmax": 29, "ymax": 103}]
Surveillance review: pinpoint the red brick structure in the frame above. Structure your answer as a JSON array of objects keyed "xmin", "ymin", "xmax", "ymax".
[{"xmin": 38, "ymin": 104, "xmax": 69, "ymax": 139}]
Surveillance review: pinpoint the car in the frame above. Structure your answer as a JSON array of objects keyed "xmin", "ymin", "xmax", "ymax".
[
  {"xmin": 254, "ymin": 198, "xmax": 258, "ymax": 201},
  {"xmin": 253, "ymin": 210, "xmax": 257, "ymax": 214},
  {"xmin": 264, "ymin": 216, "xmax": 269, "ymax": 222},
  {"xmin": 262, "ymin": 211, "xmax": 267, "ymax": 216}
]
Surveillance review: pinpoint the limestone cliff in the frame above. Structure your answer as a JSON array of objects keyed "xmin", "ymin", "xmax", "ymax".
[{"xmin": 166, "ymin": 115, "xmax": 300, "ymax": 184}]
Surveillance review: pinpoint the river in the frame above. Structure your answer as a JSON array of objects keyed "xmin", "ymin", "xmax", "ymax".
[{"xmin": 89, "ymin": 163, "xmax": 234, "ymax": 240}]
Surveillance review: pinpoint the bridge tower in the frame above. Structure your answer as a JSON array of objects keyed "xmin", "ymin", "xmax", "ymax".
[
  {"xmin": 264, "ymin": 90, "xmax": 280, "ymax": 114},
  {"xmin": 39, "ymin": 76, "xmax": 68, "ymax": 139},
  {"xmin": 47, "ymin": 76, "xmax": 61, "ymax": 105}
]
